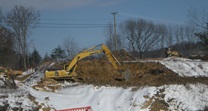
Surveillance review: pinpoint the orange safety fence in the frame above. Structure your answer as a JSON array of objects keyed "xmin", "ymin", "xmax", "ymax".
[{"xmin": 56, "ymin": 106, "xmax": 93, "ymax": 111}]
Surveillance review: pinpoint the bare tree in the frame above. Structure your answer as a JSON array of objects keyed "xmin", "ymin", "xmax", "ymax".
[
  {"xmin": 0, "ymin": 26, "xmax": 16, "ymax": 68},
  {"xmin": 104, "ymin": 23, "xmax": 123, "ymax": 51},
  {"xmin": 0, "ymin": 8, "xmax": 2, "ymax": 25},
  {"xmin": 104, "ymin": 23, "xmax": 114, "ymax": 50},
  {"xmin": 157, "ymin": 24, "xmax": 167, "ymax": 49},
  {"xmin": 184, "ymin": 26, "xmax": 196, "ymax": 42},
  {"xmin": 165, "ymin": 25, "xmax": 174, "ymax": 47},
  {"xmin": 187, "ymin": 7, "xmax": 208, "ymax": 51},
  {"xmin": 63, "ymin": 36, "xmax": 79, "ymax": 60},
  {"xmin": 4, "ymin": 5, "xmax": 40, "ymax": 70},
  {"xmin": 172, "ymin": 25, "xmax": 196, "ymax": 44},
  {"xmin": 120, "ymin": 19, "xmax": 165, "ymax": 59},
  {"xmin": 173, "ymin": 25, "xmax": 183, "ymax": 44},
  {"xmin": 187, "ymin": 7, "xmax": 208, "ymax": 31}
]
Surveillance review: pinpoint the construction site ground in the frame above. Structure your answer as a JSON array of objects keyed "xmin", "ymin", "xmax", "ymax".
[
  {"xmin": 38, "ymin": 50, "xmax": 208, "ymax": 89},
  {"xmin": 1, "ymin": 51, "xmax": 208, "ymax": 111},
  {"xmin": 32, "ymin": 57, "xmax": 208, "ymax": 111}
]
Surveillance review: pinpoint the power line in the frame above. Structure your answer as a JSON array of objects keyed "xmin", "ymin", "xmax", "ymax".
[
  {"xmin": 3, "ymin": 17, "xmax": 126, "ymax": 29},
  {"xmin": 35, "ymin": 25, "xmax": 110, "ymax": 29},
  {"xmin": 39, "ymin": 22, "xmax": 109, "ymax": 26},
  {"xmin": 36, "ymin": 22, "xmax": 111, "ymax": 28},
  {"xmin": 40, "ymin": 18, "xmax": 114, "ymax": 21},
  {"xmin": 4, "ymin": 24, "xmax": 113, "ymax": 29},
  {"xmin": 3, "ymin": 21, "xmax": 114, "ymax": 29}
]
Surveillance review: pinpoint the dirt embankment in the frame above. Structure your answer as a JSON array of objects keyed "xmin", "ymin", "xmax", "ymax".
[
  {"xmin": 40, "ymin": 50, "xmax": 208, "ymax": 87},
  {"xmin": 75, "ymin": 59, "xmax": 208, "ymax": 87}
]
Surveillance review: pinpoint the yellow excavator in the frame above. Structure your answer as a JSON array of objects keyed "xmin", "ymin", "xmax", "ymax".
[
  {"xmin": 0, "ymin": 67, "xmax": 22, "ymax": 88},
  {"xmin": 166, "ymin": 48, "xmax": 181, "ymax": 57},
  {"xmin": 45, "ymin": 44, "xmax": 127, "ymax": 80}
]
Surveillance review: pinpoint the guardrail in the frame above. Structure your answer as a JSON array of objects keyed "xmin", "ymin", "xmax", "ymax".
[{"xmin": 56, "ymin": 106, "xmax": 93, "ymax": 111}]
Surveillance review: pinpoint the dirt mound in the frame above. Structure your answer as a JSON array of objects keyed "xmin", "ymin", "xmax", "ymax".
[
  {"xmin": 112, "ymin": 49, "xmax": 135, "ymax": 61},
  {"xmin": 32, "ymin": 78, "xmax": 61, "ymax": 92},
  {"xmin": 75, "ymin": 59, "xmax": 208, "ymax": 87}
]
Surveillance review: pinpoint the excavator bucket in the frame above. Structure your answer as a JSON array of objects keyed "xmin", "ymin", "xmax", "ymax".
[
  {"xmin": 115, "ymin": 69, "xmax": 131, "ymax": 82},
  {"xmin": 122, "ymin": 69, "xmax": 131, "ymax": 81}
]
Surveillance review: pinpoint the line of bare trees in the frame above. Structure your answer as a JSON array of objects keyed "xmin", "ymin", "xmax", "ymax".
[
  {"xmin": 105, "ymin": 8, "xmax": 207, "ymax": 59},
  {"xmin": 105, "ymin": 18, "xmax": 197, "ymax": 59},
  {"xmin": 1, "ymin": 5, "xmax": 207, "ymax": 69},
  {"xmin": 45, "ymin": 7, "xmax": 208, "ymax": 61},
  {"xmin": 1, "ymin": 6, "xmax": 40, "ymax": 70}
]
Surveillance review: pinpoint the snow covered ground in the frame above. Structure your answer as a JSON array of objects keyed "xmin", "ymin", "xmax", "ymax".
[
  {"xmin": 160, "ymin": 57, "xmax": 208, "ymax": 77},
  {"xmin": 0, "ymin": 57, "xmax": 208, "ymax": 111},
  {"xmin": 30, "ymin": 83, "xmax": 208, "ymax": 111}
]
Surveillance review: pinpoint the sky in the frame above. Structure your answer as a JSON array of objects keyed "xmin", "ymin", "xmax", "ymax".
[{"xmin": 0, "ymin": 0, "xmax": 208, "ymax": 57}]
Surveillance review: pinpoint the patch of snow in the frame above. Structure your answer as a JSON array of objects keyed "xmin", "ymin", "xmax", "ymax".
[
  {"xmin": 49, "ymin": 62, "xmax": 55, "ymax": 68},
  {"xmin": 23, "ymin": 71, "xmax": 44, "ymax": 87},
  {"xmin": 22, "ymin": 68, "xmax": 35, "ymax": 75},
  {"xmin": 160, "ymin": 57, "xmax": 208, "ymax": 77},
  {"xmin": 30, "ymin": 84, "xmax": 158, "ymax": 111},
  {"xmin": 28, "ymin": 83, "xmax": 208, "ymax": 111},
  {"xmin": 0, "ymin": 87, "xmax": 36, "ymax": 110},
  {"xmin": 164, "ymin": 83, "xmax": 208, "ymax": 111}
]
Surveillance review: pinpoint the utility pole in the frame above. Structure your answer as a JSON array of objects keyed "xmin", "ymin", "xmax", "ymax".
[{"xmin": 111, "ymin": 12, "xmax": 118, "ymax": 51}]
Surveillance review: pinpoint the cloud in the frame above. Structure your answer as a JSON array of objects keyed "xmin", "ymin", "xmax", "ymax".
[{"xmin": 0, "ymin": 0, "xmax": 97, "ymax": 11}]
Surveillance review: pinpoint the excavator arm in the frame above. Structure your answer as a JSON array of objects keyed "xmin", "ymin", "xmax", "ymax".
[
  {"xmin": 65, "ymin": 44, "xmax": 119, "ymax": 72},
  {"xmin": 45, "ymin": 44, "xmax": 120, "ymax": 79}
]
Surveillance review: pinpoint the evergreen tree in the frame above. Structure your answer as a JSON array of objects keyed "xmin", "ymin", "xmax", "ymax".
[
  {"xmin": 195, "ymin": 23, "xmax": 208, "ymax": 50},
  {"xmin": 43, "ymin": 52, "xmax": 51, "ymax": 61},
  {"xmin": 50, "ymin": 45, "xmax": 66, "ymax": 59},
  {"xmin": 29, "ymin": 48, "xmax": 42, "ymax": 67}
]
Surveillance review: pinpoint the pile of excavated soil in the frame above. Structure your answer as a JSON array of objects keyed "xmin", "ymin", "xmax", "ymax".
[
  {"xmin": 32, "ymin": 78, "xmax": 61, "ymax": 92},
  {"xmin": 75, "ymin": 59, "xmax": 208, "ymax": 87},
  {"xmin": 112, "ymin": 49, "xmax": 135, "ymax": 61}
]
